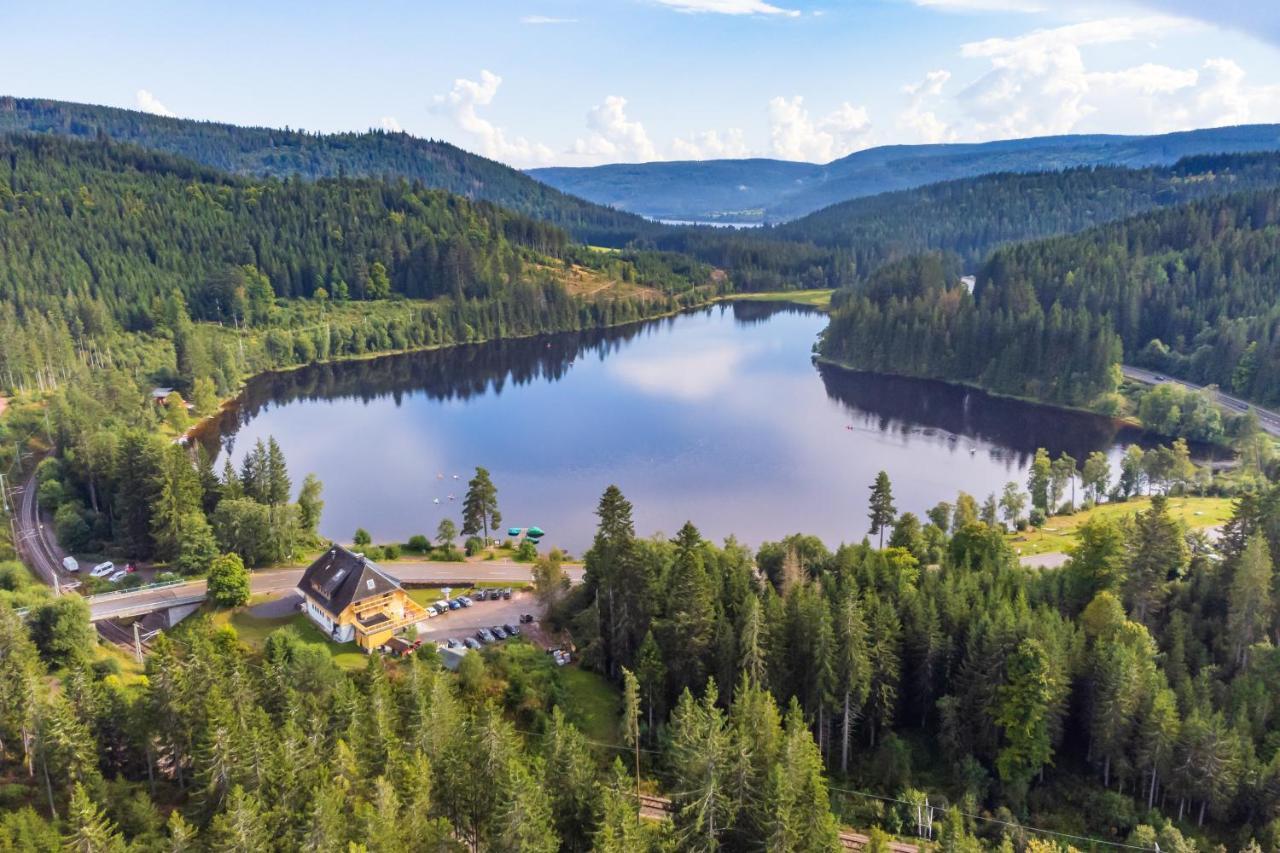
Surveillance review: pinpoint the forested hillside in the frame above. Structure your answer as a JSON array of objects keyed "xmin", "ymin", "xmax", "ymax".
[
  {"xmin": 0, "ymin": 135, "xmax": 711, "ymax": 398},
  {"xmin": 531, "ymin": 124, "xmax": 1280, "ymax": 222},
  {"xmin": 0, "ymin": 96, "xmax": 659, "ymax": 245},
  {"xmin": 820, "ymin": 189, "xmax": 1280, "ymax": 408},
  {"xmin": 642, "ymin": 152, "xmax": 1280, "ymax": 296}
]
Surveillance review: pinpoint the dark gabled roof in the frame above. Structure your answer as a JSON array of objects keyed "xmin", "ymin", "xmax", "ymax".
[{"xmin": 297, "ymin": 545, "xmax": 401, "ymax": 617}]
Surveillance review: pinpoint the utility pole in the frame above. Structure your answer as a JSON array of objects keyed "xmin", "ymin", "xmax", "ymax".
[{"xmin": 133, "ymin": 622, "xmax": 143, "ymax": 665}]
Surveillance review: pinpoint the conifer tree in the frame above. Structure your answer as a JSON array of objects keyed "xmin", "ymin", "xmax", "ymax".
[
  {"xmin": 868, "ymin": 471, "xmax": 897, "ymax": 548},
  {"xmin": 461, "ymin": 466, "xmax": 501, "ymax": 544}
]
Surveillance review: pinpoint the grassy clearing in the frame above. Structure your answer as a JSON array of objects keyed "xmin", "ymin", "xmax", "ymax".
[
  {"xmin": 558, "ymin": 667, "xmax": 622, "ymax": 746},
  {"xmin": 724, "ymin": 289, "xmax": 834, "ymax": 309},
  {"xmin": 1006, "ymin": 495, "xmax": 1234, "ymax": 557},
  {"xmin": 212, "ymin": 604, "xmax": 368, "ymax": 670}
]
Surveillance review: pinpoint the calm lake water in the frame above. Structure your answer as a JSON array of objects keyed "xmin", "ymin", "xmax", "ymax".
[{"xmin": 205, "ymin": 304, "xmax": 1158, "ymax": 555}]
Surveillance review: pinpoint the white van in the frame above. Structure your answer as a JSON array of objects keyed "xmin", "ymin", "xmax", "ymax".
[{"xmin": 62, "ymin": 556, "xmax": 79, "ymax": 573}]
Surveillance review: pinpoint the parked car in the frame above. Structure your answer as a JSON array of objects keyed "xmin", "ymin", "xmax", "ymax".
[
  {"xmin": 445, "ymin": 637, "xmax": 462, "ymax": 649},
  {"xmin": 473, "ymin": 589, "xmax": 488, "ymax": 601},
  {"xmin": 519, "ymin": 614, "xmax": 535, "ymax": 624},
  {"xmin": 447, "ymin": 599, "xmax": 461, "ymax": 611},
  {"xmin": 90, "ymin": 561, "xmax": 115, "ymax": 578},
  {"xmin": 491, "ymin": 626, "xmax": 507, "ymax": 640},
  {"xmin": 464, "ymin": 637, "xmax": 482, "ymax": 650},
  {"xmin": 504, "ymin": 623, "xmax": 520, "ymax": 636},
  {"xmin": 458, "ymin": 596, "xmax": 473, "ymax": 608},
  {"xmin": 108, "ymin": 570, "xmax": 128, "ymax": 583},
  {"xmin": 124, "ymin": 563, "xmax": 137, "ymax": 573},
  {"xmin": 62, "ymin": 556, "xmax": 79, "ymax": 573},
  {"xmin": 476, "ymin": 628, "xmax": 495, "ymax": 644},
  {"xmin": 502, "ymin": 588, "xmax": 512, "ymax": 600}
]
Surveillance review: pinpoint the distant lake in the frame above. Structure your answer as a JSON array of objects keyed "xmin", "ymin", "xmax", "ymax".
[
  {"xmin": 204, "ymin": 304, "xmax": 1166, "ymax": 555},
  {"xmin": 656, "ymin": 219, "xmax": 764, "ymax": 228}
]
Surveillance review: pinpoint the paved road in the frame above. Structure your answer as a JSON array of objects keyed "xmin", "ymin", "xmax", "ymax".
[
  {"xmin": 1122, "ymin": 364, "xmax": 1280, "ymax": 437},
  {"xmin": 86, "ymin": 560, "xmax": 583, "ymax": 622}
]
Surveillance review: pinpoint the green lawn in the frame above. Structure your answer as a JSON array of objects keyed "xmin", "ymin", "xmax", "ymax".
[
  {"xmin": 213, "ymin": 604, "xmax": 368, "ymax": 670},
  {"xmin": 724, "ymin": 289, "xmax": 834, "ymax": 309},
  {"xmin": 558, "ymin": 667, "xmax": 622, "ymax": 746},
  {"xmin": 1006, "ymin": 495, "xmax": 1234, "ymax": 557}
]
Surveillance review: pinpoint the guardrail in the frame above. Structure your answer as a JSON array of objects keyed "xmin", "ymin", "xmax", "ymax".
[{"xmin": 83, "ymin": 579, "xmax": 191, "ymax": 603}]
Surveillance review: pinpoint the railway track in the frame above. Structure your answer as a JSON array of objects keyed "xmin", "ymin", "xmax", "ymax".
[{"xmin": 635, "ymin": 793, "xmax": 918, "ymax": 852}]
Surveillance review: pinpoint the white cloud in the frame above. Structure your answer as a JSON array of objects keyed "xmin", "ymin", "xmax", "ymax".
[
  {"xmin": 949, "ymin": 17, "xmax": 1280, "ymax": 139},
  {"xmin": 135, "ymin": 89, "xmax": 175, "ymax": 117},
  {"xmin": 654, "ymin": 0, "xmax": 800, "ymax": 16},
  {"xmin": 1130, "ymin": 1, "xmax": 1280, "ymax": 47},
  {"xmin": 571, "ymin": 96, "xmax": 659, "ymax": 162},
  {"xmin": 898, "ymin": 70, "xmax": 955, "ymax": 143},
  {"xmin": 380, "ymin": 116, "xmax": 403, "ymax": 132},
  {"xmin": 520, "ymin": 15, "xmax": 577, "ymax": 24},
  {"xmin": 907, "ymin": 0, "xmax": 1045, "ymax": 11},
  {"xmin": 670, "ymin": 128, "xmax": 751, "ymax": 159},
  {"xmin": 432, "ymin": 70, "xmax": 554, "ymax": 166},
  {"xmin": 767, "ymin": 95, "xmax": 872, "ymax": 162}
]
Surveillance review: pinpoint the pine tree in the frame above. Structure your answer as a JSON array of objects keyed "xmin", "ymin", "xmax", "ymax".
[
  {"xmin": 1123, "ymin": 495, "xmax": 1187, "ymax": 627},
  {"xmin": 868, "ymin": 471, "xmax": 896, "ymax": 548},
  {"xmin": 494, "ymin": 758, "xmax": 559, "ymax": 853},
  {"xmin": 206, "ymin": 785, "xmax": 269, "ymax": 852},
  {"xmin": 668, "ymin": 683, "xmax": 734, "ymax": 852},
  {"xmin": 622, "ymin": 668, "xmax": 642, "ymax": 791},
  {"xmin": 461, "ymin": 466, "xmax": 501, "ymax": 543},
  {"xmin": 1227, "ymin": 534, "xmax": 1273, "ymax": 667},
  {"xmin": 836, "ymin": 592, "xmax": 871, "ymax": 774},
  {"xmin": 635, "ymin": 631, "xmax": 667, "ymax": 739},
  {"xmin": 993, "ymin": 639, "xmax": 1055, "ymax": 808},
  {"xmin": 663, "ymin": 523, "xmax": 716, "ymax": 698},
  {"xmin": 63, "ymin": 783, "xmax": 125, "ymax": 853},
  {"xmin": 264, "ymin": 437, "xmax": 291, "ymax": 506}
]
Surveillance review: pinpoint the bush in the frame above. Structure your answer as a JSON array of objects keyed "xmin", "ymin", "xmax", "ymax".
[
  {"xmin": 1028, "ymin": 508, "xmax": 1046, "ymax": 528},
  {"xmin": 432, "ymin": 546, "xmax": 465, "ymax": 562},
  {"xmin": 362, "ymin": 546, "xmax": 384, "ymax": 561},
  {"xmin": 353, "ymin": 528, "xmax": 372, "ymax": 546},
  {"xmin": 382, "ymin": 544, "xmax": 401, "ymax": 560},
  {"xmin": 464, "ymin": 536, "xmax": 485, "ymax": 557},
  {"xmin": 515, "ymin": 540, "xmax": 538, "ymax": 562},
  {"xmin": 406, "ymin": 534, "xmax": 430, "ymax": 553}
]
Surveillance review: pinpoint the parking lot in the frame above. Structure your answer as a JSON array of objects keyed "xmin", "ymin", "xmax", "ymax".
[{"xmin": 413, "ymin": 588, "xmax": 541, "ymax": 646}]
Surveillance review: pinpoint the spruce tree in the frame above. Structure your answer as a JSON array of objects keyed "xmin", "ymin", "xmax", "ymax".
[
  {"xmin": 867, "ymin": 471, "xmax": 896, "ymax": 548},
  {"xmin": 461, "ymin": 466, "xmax": 501, "ymax": 544}
]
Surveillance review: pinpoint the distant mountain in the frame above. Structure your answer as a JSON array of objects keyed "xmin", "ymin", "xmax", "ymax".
[
  {"xmin": 0, "ymin": 96, "xmax": 656, "ymax": 245},
  {"xmin": 529, "ymin": 125, "xmax": 1280, "ymax": 223}
]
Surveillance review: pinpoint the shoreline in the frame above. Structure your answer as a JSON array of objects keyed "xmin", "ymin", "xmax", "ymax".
[{"xmin": 813, "ymin": 354, "xmax": 1237, "ymax": 454}]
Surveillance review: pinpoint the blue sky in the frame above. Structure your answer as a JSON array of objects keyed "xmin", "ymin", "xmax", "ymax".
[{"xmin": 4, "ymin": 1, "xmax": 1280, "ymax": 167}]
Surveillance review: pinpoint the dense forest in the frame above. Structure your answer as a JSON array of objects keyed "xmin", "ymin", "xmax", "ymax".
[
  {"xmin": 820, "ymin": 188, "xmax": 1280, "ymax": 408},
  {"xmin": 641, "ymin": 152, "xmax": 1280, "ymax": 297},
  {"xmin": 0, "ymin": 97, "xmax": 661, "ymax": 246},
  {"xmin": 0, "ymin": 472, "xmax": 1274, "ymax": 850},
  {"xmin": 0, "ymin": 134, "xmax": 713, "ymax": 398}
]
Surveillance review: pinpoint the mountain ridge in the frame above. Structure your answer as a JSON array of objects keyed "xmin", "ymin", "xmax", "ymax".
[{"xmin": 529, "ymin": 124, "xmax": 1280, "ymax": 222}]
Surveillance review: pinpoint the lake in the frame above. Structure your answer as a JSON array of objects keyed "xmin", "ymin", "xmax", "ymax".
[{"xmin": 204, "ymin": 303, "xmax": 1159, "ymax": 555}]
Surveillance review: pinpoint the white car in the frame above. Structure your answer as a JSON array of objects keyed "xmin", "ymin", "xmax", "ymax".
[
  {"xmin": 90, "ymin": 561, "xmax": 115, "ymax": 578},
  {"xmin": 62, "ymin": 556, "xmax": 79, "ymax": 573},
  {"xmin": 108, "ymin": 570, "xmax": 128, "ymax": 584}
]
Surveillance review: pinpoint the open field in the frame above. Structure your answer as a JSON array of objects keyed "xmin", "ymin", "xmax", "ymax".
[
  {"xmin": 559, "ymin": 666, "xmax": 622, "ymax": 746},
  {"xmin": 1007, "ymin": 495, "xmax": 1234, "ymax": 558},
  {"xmin": 724, "ymin": 289, "xmax": 833, "ymax": 309}
]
